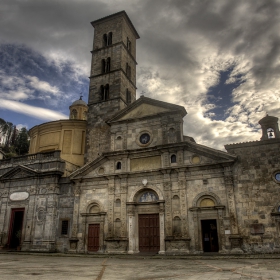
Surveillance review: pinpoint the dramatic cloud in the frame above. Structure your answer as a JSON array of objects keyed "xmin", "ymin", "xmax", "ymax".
[
  {"xmin": 0, "ymin": 0, "xmax": 279, "ymax": 150},
  {"xmin": 0, "ymin": 99, "xmax": 68, "ymax": 121}
]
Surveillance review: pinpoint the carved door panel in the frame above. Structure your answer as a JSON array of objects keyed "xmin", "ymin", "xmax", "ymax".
[
  {"xmin": 8, "ymin": 208, "xmax": 24, "ymax": 249},
  {"xmin": 139, "ymin": 214, "xmax": 160, "ymax": 252},
  {"xmin": 88, "ymin": 224, "xmax": 100, "ymax": 252},
  {"xmin": 201, "ymin": 219, "xmax": 219, "ymax": 252}
]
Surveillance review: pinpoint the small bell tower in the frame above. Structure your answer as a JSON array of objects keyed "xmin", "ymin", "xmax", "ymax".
[
  {"xmin": 85, "ymin": 11, "xmax": 140, "ymax": 162},
  {"xmin": 258, "ymin": 114, "xmax": 280, "ymax": 140}
]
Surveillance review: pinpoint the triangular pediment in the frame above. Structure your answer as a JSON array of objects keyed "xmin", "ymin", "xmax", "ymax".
[
  {"xmin": 107, "ymin": 96, "xmax": 187, "ymax": 123},
  {"xmin": 0, "ymin": 165, "xmax": 38, "ymax": 180},
  {"xmin": 70, "ymin": 155, "xmax": 108, "ymax": 179},
  {"xmin": 118, "ymin": 103, "xmax": 170, "ymax": 120}
]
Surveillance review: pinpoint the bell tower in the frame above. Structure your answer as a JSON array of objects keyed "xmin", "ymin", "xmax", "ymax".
[
  {"xmin": 85, "ymin": 11, "xmax": 140, "ymax": 162},
  {"xmin": 259, "ymin": 114, "xmax": 280, "ymax": 140}
]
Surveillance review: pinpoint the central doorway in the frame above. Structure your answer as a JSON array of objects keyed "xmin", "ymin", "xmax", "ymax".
[
  {"xmin": 8, "ymin": 208, "xmax": 24, "ymax": 249},
  {"xmin": 201, "ymin": 219, "xmax": 219, "ymax": 252},
  {"xmin": 88, "ymin": 224, "xmax": 100, "ymax": 252},
  {"xmin": 138, "ymin": 214, "xmax": 160, "ymax": 252}
]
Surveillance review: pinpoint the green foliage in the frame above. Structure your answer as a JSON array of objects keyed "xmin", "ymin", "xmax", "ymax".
[
  {"xmin": 0, "ymin": 118, "xmax": 15, "ymax": 147},
  {"xmin": 0, "ymin": 118, "xmax": 29, "ymax": 157},
  {"xmin": 14, "ymin": 127, "xmax": 30, "ymax": 156}
]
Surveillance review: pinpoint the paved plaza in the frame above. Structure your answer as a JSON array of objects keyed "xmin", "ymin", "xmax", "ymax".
[{"xmin": 0, "ymin": 253, "xmax": 280, "ymax": 280}]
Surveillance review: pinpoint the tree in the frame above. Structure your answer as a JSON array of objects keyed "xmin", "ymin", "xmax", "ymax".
[
  {"xmin": 14, "ymin": 127, "xmax": 29, "ymax": 156},
  {"xmin": 0, "ymin": 118, "xmax": 14, "ymax": 147}
]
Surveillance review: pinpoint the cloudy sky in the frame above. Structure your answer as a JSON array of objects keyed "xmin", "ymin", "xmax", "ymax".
[{"xmin": 1, "ymin": 0, "xmax": 280, "ymax": 150}]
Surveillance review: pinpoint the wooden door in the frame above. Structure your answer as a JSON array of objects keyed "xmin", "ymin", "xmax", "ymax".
[
  {"xmin": 201, "ymin": 219, "xmax": 219, "ymax": 252},
  {"xmin": 88, "ymin": 224, "xmax": 100, "ymax": 252},
  {"xmin": 139, "ymin": 214, "xmax": 160, "ymax": 252}
]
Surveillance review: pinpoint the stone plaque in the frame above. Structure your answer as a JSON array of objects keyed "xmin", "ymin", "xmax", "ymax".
[
  {"xmin": 250, "ymin": 224, "xmax": 264, "ymax": 235},
  {"xmin": 10, "ymin": 191, "xmax": 29, "ymax": 201}
]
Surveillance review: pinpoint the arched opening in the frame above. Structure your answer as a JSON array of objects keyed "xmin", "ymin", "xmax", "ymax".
[
  {"xmin": 103, "ymin": 34, "xmax": 107, "ymax": 47},
  {"xmin": 108, "ymin": 32, "xmax": 112, "ymax": 45},
  {"xmin": 115, "ymin": 136, "xmax": 122, "ymax": 150},
  {"xmin": 267, "ymin": 128, "xmax": 275, "ymax": 138},
  {"xmin": 71, "ymin": 109, "xmax": 77, "ymax": 119},
  {"xmin": 116, "ymin": 161, "xmax": 121, "ymax": 170},
  {"xmin": 115, "ymin": 199, "xmax": 121, "ymax": 207},
  {"xmin": 171, "ymin": 154, "xmax": 176, "ymax": 163}
]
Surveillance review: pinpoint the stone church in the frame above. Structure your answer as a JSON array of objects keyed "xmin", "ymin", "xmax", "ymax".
[{"xmin": 0, "ymin": 11, "xmax": 280, "ymax": 254}]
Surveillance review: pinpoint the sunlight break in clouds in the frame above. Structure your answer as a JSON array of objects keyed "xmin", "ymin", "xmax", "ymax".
[{"xmin": 0, "ymin": 99, "xmax": 68, "ymax": 121}]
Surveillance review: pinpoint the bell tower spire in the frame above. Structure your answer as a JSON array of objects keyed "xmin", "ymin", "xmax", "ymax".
[{"xmin": 85, "ymin": 11, "xmax": 140, "ymax": 162}]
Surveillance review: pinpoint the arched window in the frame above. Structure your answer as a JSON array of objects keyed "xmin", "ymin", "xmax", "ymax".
[
  {"xmin": 105, "ymin": 84, "xmax": 109, "ymax": 100},
  {"xmin": 106, "ymin": 57, "xmax": 111, "ymax": 72},
  {"xmin": 103, "ymin": 32, "xmax": 112, "ymax": 46},
  {"xmin": 103, "ymin": 34, "xmax": 107, "ymax": 47},
  {"xmin": 267, "ymin": 128, "xmax": 275, "ymax": 138},
  {"xmin": 171, "ymin": 154, "xmax": 176, "ymax": 163},
  {"xmin": 126, "ymin": 89, "xmax": 131, "ymax": 104},
  {"xmin": 100, "ymin": 84, "xmax": 109, "ymax": 101},
  {"xmin": 116, "ymin": 161, "xmax": 121, "ymax": 170},
  {"xmin": 108, "ymin": 32, "xmax": 112, "ymax": 45},
  {"xmin": 71, "ymin": 109, "xmax": 77, "ymax": 119},
  {"xmin": 115, "ymin": 136, "xmax": 122, "ymax": 150},
  {"xmin": 115, "ymin": 199, "xmax": 121, "ymax": 207}
]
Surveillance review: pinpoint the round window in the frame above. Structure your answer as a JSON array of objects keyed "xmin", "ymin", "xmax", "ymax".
[
  {"xmin": 139, "ymin": 133, "xmax": 150, "ymax": 144},
  {"xmin": 275, "ymin": 173, "xmax": 280, "ymax": 182}
]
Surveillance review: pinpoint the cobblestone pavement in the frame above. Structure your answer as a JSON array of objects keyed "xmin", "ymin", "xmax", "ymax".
[{"xmin": 0, "ymin": 254, "xmax": 280, "ymax": 280}]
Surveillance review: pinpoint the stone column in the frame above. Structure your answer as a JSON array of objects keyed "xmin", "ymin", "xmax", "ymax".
[
  {"xmin": 127, "ymin": 203, "xmax": 135, "ymax": 254},
  {"xmin": 159, "ymin": 202, "xmax": 165, "ymax": 254}
]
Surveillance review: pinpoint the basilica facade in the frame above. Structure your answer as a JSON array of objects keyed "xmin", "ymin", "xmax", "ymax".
[{"xmin": 0, "ymin": 11, "xmax": 280, "ymax": 255}]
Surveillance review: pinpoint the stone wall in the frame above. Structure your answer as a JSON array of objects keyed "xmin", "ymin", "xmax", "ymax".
[{"xmin": 226, "ymin": 138, "xmax": 280, "ymax": 253}]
